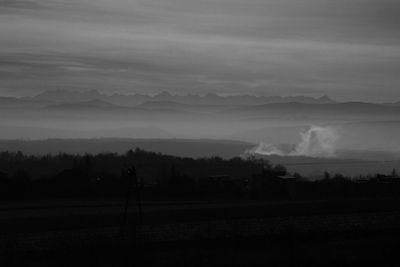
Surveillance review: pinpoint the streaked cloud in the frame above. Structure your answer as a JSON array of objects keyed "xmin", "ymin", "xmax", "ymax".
[{"xmin": 0, "ymin": 0, "xmax": 399, "ymax": 101}]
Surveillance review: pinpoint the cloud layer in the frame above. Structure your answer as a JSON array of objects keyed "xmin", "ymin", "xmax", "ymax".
[{"xmin": 0, "ymin": 0, "xmax": 399, "ymax": 101}]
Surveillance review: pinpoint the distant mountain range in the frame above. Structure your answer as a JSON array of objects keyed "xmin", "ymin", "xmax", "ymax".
[
  {"xmin": 18, "ymin": 89, "xmax": 338, "ymax": 107},
  {"xmin": 2, "ymin": 89, "xmax": 400, "ymax": 120}
]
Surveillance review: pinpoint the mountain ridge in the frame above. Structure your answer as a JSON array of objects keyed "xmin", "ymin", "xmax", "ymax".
[{"xmin": 22, "ymin": 89, "xmax": 338, "ymax": 106}]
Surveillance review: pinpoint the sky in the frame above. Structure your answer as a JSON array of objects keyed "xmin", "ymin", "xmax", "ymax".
[{"xmin": 0, "ymin": 0, "xmax": 399, "ymax": 101}]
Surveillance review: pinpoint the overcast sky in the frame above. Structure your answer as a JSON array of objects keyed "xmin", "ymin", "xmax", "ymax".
[{"xmin": 0, "ymin": 0, "xmax": 399, "ymax": 101}]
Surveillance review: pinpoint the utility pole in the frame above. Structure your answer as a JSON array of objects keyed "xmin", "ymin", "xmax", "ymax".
[
  {"xmin": 131, "ymin": 166, "xmax": 143, "ymax": 225},
  {"xmin": 122, "ymin": 165, "xmax": 136, "ymax": 226},
  {"xmin": 122, "ymin": 165, "xmax": 143, "ymax": 227}
]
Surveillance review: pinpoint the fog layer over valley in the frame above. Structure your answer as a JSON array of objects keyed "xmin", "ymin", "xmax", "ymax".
[{"xmin": 2, "ymin": 90, "xmax": 400, "ymax": 150}]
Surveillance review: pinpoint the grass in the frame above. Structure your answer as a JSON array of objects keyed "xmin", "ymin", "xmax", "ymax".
[{"xmin": 1, "ymin": 198, "xmax": 400, "ymax": 266}]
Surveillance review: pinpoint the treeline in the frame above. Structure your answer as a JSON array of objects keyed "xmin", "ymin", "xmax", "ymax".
[
  {"xmin": 0, "ymin": 149, "xmax": 399, "ymax": 200},
  {"xmin": 0, "ymin": 149, "xmax": 264, "ymax": 199}
]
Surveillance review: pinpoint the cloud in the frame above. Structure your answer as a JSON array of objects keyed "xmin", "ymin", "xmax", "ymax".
[{"xmin": 0, "ymin": 0, "xmax": 399, "ymax": 100}]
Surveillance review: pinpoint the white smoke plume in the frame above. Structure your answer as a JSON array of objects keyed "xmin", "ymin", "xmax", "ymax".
[
  {"xmin": 291, "ymin": 126, "xmax": 338, "ymax": 157},
  {"xmin": 245, "ymin": 125, "xmax": 339, "ymax": 158},
  {"xmin": 249, "ymin": 142, "xmax": 287, "ymax": 157}
]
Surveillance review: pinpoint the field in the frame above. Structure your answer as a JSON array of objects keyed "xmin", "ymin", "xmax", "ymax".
[
  {"xmin": 265, "ymin": 153, "xmax": 400, "ymax": 178},
  {"xmin": 1, "ymin": 198, "xmax": 400, "ymax": 266}
]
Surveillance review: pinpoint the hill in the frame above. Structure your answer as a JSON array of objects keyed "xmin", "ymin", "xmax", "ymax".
[{"xmin": 0, "ymin": 138, "xmax": 254, "ymax": 159}]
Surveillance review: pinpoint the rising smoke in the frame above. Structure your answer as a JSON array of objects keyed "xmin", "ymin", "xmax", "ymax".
[{"xmin": 246, "ymin": 126, "xmax": 339, "ymax": 158}]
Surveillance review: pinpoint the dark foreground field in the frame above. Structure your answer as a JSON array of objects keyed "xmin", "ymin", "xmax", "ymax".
[{"xmin": 1, "ymin": 198, "xmax": 400, "ymax": 266}]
